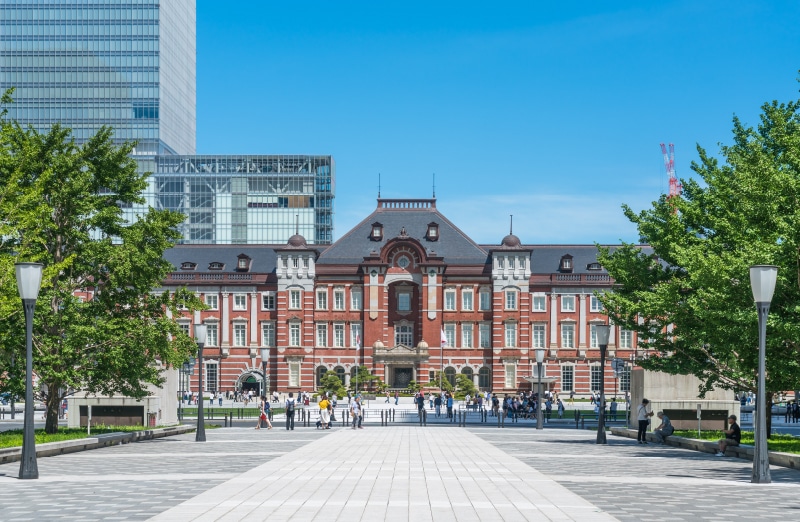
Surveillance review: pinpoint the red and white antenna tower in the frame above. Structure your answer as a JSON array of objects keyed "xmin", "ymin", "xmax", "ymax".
[{"xmin": 660, "ymin": 143, "xmax": 682, "ymax": 197}]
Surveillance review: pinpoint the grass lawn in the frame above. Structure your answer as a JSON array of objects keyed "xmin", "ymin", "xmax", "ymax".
[
  {"xmin": 0, "ymin": 426, "xmax": 156, "ymax": 449},
  {"xmin": 673, "ymin": 430, "xmax": 800, "ymax": 454}
]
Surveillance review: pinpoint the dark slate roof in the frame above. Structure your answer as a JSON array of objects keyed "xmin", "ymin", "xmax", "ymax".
[
  {"xmin": 318, "ymin": 202, "xmax": 489, "ymax": 265},
  {"xmin": 509, "ymin": 244, "xmax": 654, "ymax": 274},
  {"xmin": 163, "ymin": 245, "xmax": 280, "ymax": 273}
]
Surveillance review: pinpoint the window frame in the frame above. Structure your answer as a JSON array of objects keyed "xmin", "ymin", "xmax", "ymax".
[
  {"xmin": 532, "ymin": 323, "xmax": 546, "ymax": 349},
  {"xmin": 205, "ymin": 294, "xmax": 218, "ymax": 310},
  {"xmin": 233, "ymin": 293, "xmax": 247, "ymax": 311},
  {"xmin": 444, "ymin": 288, "xmax": 456, "ymax": 311},
  {"xmin": 561, "ymin": 323, "xmax": 575, "ymax": 348},
  {"xmin": 289, "ymin": 322, "xmax": 301, "ymax": 347},
  {"xmin": 316, "ymin": 323, "xmax": 328, "ymax": 347},
  {"xmin": 505, "ymin": 289, "xmax": 518, "ymax": 311},
  {"xmin": 261, "ymin": 322, "xmax": 275, "ymax": 347},
  {"xmin": 590, "ymin": 295, "xmax": 603, "ymax": 312},
  {"xmin": 289, "ymin": 289, "xmax": 302, "ymax": 310},
  {"xmin": 561, "ymin": 365, "xmax": 574, "ymax": 392},
  {"xmin": 262, "ymin": 292, "xmax": 276, "ymax": 311},
  {"xmin": 233, "ymin": 323, "xmax": 247, "ymax": 347},
  {"xmin": 561, "ymin": 295, "xmax": 575, "ymax": 312},
  {"xmin": 479, "ymin": 289, "xmax": 491, "ymax": 311},
  {"xmin": 462, "ymin": 289, "xmax": 474, "ymax": 311},
  {"xmin": 504, "ymin": 322, "xmax": 517, "ymax": 348},
  {"xmin": 479, "ymin": 322, "xmax": 491, "ymax": 349},
  {"xmin": 316, "ymin": 289, "xmax": 328, "ymax": 310},
  {"xmin": 532, "ymin": 294, "xmax": 546, "ymax": 312},
  {"xmin": 350, "ymin": 289, "xmax": 362, "ymax": 311},
  {"xmin": 333, "ymin": 288, "xmax": 345, "ymax": 311},
  {"xmin": 461, "ymin": 323, "xmax": 473, "ymax": 348},
  {"xmin": 333, "ymin": 323, "xmax": 345, "ymax": 348}
]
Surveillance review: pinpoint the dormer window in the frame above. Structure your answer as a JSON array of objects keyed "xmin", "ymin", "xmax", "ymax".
[
  {"xmin": 587, "ymin": 262, "xmax": 602, "ymax": 271},
  {"xmin": 560, "ymin": 254, "xmax": 573, "ymax": 273},
  {"xmin": 237, "ymin": 254, "xmax": 251, "ymax": 271},
  {"xmin": 180, "ymin": 262, "xmax": 197, "ymax": 271},
  {"xmin": 371, "ymin": 222, "xmax": 383, "ymax": 241},
  {"xmin": 208, "ymin": 262, "xmax": 224, "ymax": 271},
  {"xmin": 427, "ymin": 222, "xmax": 439, "ymax": 241}
]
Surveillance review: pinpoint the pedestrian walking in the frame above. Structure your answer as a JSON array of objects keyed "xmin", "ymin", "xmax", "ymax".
[
  {"xmin": 636, "ymin": 398, "xmax": 654, "ymax": 444},
  {"xmin": 394, "ymin": 391, "xmax": 399, "ymax": 405},
  {"xmin": 350, "ymin": 396, "xmax": 361, "ymax": 429},
  {"xmin": 285, "ymin": 392, "xmax": 296, "ymax": 430},
  {"xmin": 255, "ymin": 395, "xmax": 272, "ymax": 430},
  {"xmin": 610, "ymin": 398, "xmax": 618, "ymax": 421},
  {"xmin": 319, "ymin": 393, "xmax": 331, "ymax": 430}
]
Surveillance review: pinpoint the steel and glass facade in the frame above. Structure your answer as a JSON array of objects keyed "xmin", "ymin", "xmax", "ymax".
[
  {"xmin": 127, "ymin": 155, "xmax": 335, "ymax": 245},
  {"xmin": 0, "ymin": 0, "xmax": 196, "ymax": 155}
]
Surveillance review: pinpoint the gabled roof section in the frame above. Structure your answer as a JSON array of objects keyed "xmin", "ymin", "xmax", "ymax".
[
  {"xmin": 163, "ymin": 245, "xmax": 279, "ymax": 273},
  {"xmin": 318, "ymin": 198, "xmax": 489, "ymax": 265},
  {"xmin": 520, "ymin": 245, "xmax": 654, "ymax": 274}
]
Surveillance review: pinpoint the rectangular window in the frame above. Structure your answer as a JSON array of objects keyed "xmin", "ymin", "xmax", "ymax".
[
  {"xmin": 290, "ymin": 290, "xmax": 301, "ymax": 310},
  {"xmin": 316, "ymin": 323, "xmax": 328, "ymax": 347},
  {"xmin": 351, "ymin": 290, "xmax": 362, "ymax": 310},
  {"xmin": 619, "ymin": 329, "xmax": 633, "ymax": 349},
  {"xmin": 205, "ymin": 362, "xmax": 218, "ymax": 392},
  {"xmin": 479, "ymin": 289, "xmax": 491, "ymax": 311},
  {"xmin": 532, "ymin": 294, "xmax": 546, "ymax": 312},
  {"xmin": 561, "ymin": 365, "xmax": 574, "ymax": 392},
  {"xmin": 334, "ymin": 323, "xmax": 345, "ymax": 347},
  {"xmin": 289, "ymin": 323, "xmax": 301, "ymax": 347},
  {"xmin": 206, "ymin": 324, "xmax": 218, "ymax": 347},
  {"xmin": 316, "ymin": 289, "xmax": 328, "ymax": 310},
  {"xmin": 179, "ymin": 323, "xmax": 190, "ymax": 336},
  {"xmin": 504, "ymin": 323, "xmax": 516, "ymax": 348},
  {"xmin": 395, "ymin": 324, "xmax": 413, "ymax": 346},
  {"xmin": 205, "ymin": 294, "xmax": 218, "ymax": 310},
  {"xmin": 234, "ymin": 324, "xmax": 247, "ymax": 347},
  {"xmin": 479, "ymin": 323, "xmax": 491, "ymax": 348},
  {"xmin": 505, "ymin": 290, "xmax": 517, "ymax": 310},
  {"xmin": 561, "ymin": 324, "xmax": 575, "ymax": 348},
  {"xmin": 462, "ymin": 290, "xmax": 473, "ymax": 311},
  {"xmin": 461, "ymin": 324, "xmax": 473, "ymax": 348},
  {"xmin": 532, "ymin": 324, "xmax": 546, "ymax": 349},
  {"xmin": 333, "ymin": 289, "xmax": 345, "ymax": 310},
  {"xmin": 444, "ymin": 323, "xmax": 456, "ymax": 348},
  {"xmin": 350, "ymin": 323, "xmax": 362, "ymax": 348},
  {"xmin": 504, "ymin": 364, "xmax": 516, "ymax": 388},
  {"xmin": 233, "ymin": 294, "xmax": 247, "ymax": 311},
  {"xmin": 289, "ymin": 362, "xmax": 300, "ymax": 387},
  {"xmin": 561, "ymin": 295, "xmax": 575, "ymax": 312},
  {"xmin": 619, "ymin": 365, "xmax": 631, "ymax": 392},
  {"xmin": 590, "ymin": 324, "xmax": 599, "ymax": 348},
  {"xmin": 261, "ymin": 322, "xmax": 275, "ymax": 347},
  {"xmin": 590, "ymin": 295, "xmax": 603, "ymax": 312},
  {"xmin": 397, "ymin": 292, "xmax": 410, "ymax": 311},
  {"xmin": 444, "ymin": 289, "xmax": 456, "ymax": 311},
  {"xmin": 262, "ymin": 292, "xmax": 276, "ymax": 310},
  {"xmin": 591, "ymin": 365, "xmax": 603, "ymax": 392}
]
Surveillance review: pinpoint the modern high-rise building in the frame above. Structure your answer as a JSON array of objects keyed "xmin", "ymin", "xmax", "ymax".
[
  {"xmin": 0, "ymin": 1, "xmax": 336, "ymax": 245},
  {"xmin": 0, "ymin": 0, "xmax": 196, "ymax": 155},
  {"xmin": 129, "ymin": 154, "xmax": 335, "ymax": 244}
]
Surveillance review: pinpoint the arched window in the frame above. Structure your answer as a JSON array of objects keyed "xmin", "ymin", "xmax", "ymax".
[
  {"xmin": 478, "ymin": 367, "xmax": 491, "ymax": 389},
  {"xmin": 316, "ymin": 366, "xmax": 327, "ymax": 386},
  {"xmin": 461, "ymin": 367, "xmax": 474, "ymax": 380},
  {"xmin": 444, "ymin": 367, "xmax": 457, "ymax": 387},
  {"xmin": 334, "ymin": 366, "xmax": 346, "ymax": 383}
]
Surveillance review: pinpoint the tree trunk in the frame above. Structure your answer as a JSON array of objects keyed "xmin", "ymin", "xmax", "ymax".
[
  {"xmin": 44, "ymin": 386, "xmax": 61, "ymax": 434},
  {"xmin": 765, "ymin": 391, "xmax": 773, "ymax": 439}
]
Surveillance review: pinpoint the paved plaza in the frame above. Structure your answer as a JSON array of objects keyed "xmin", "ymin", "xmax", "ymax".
[{"xmin": 0, "ymin": 422, "xmax": 797, "ymax": 521}]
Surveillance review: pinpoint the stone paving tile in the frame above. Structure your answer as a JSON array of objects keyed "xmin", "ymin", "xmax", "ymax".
[
  {"xmin": 0, "ymin": 428, "xmax": 329, "ymax": 521},
  {"xmin": 469, "ymin": 427, "xmax": 800, "ymax": 522}
]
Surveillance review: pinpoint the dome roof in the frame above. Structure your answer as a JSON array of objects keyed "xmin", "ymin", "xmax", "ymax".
[
  {"xmin": 501, "ymin": 233, "xmax": 521, "ymax": 247},
  {"xmin": 287, "ymin": 233, "xmax": 307, "ymax": 248},
  {"xmin": 373, "ymin": 340, "xmax": 385, "ymax": 349},
  {"xmin": 417, "ymin": 340, "xmax": 429, "ymax": 349}
]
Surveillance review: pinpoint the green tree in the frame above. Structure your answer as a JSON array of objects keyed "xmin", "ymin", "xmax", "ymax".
[
  {"xmin": 406, "ymin": 380, "xmax": 422, "ymax": 394},
  {"xmin": 455, "ymin": 374, "xmax": 477, "ymax": 399},
  {"xmin": 433, "ymin": 371, "xmax": 454, "ymax": 392},
  {"xmin": 319, "ymin": 372, "xmax": 346, "ymax": 398},
  {"xmin": 0, "ymin": 92, "xmax": 202, "ymax": 433},
  {"xmin": 348, "ymin": 365, "xmax": 385, "ymax": 392},
  {"xmin": 598, "ymin": 88, "xmax": 800, "ymax": 435}
]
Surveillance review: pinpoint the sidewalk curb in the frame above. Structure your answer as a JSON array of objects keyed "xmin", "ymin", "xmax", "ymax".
[
  {"xmin": 610, "ymin": 427, "xmax": 800, "ymax": 470},
  {"xmin": 0, "ymin": 425, "xmax": 195, "ymax": 464}
]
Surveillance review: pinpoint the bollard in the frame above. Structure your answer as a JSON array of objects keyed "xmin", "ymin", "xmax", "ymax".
[
  {"xmin": 501, "ymin": 411, "xmax": 506, "ymax": 428},
  {"xmin": 419, "ymin": 409, "xmax": 424, "ymax": 426},
  {"xmin": 423, "ymin": 408, "xmax": 427, "ymax": 426},
  {"xmin": 497, "ymin": 411, "xmax": 501, "ymax": 428},
  {"xmin": 575, "ymin": 410, "xmax": 580, "ymax": 429},
  {"xmin": 224, "ymin": 413, "xmax": 227, "ymax": 427},
  {"xmin": 381, "ymin": 410, "xmax": 385, "ymax": 426}
]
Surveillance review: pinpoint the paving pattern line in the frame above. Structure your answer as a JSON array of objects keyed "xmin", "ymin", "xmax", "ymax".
[{"xmin": 149, "ymin": 427, "xmax": 617, "ymax": 522}]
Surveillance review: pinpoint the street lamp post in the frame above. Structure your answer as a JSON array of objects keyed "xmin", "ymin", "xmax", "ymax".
[
  {"xmin": 535, "ymin": 347, "xmax": 545, "ymax": 430},
  {"xmin": 260, "ymin": 347, "xmax": 268, "ymax": 397},
  {"xmin": 749, "ymin": 265, "xmax": 777, "ymax": 484},
  {"xmin": 596, "ymin": 324, "xmax": 611, "ymax": 444},
  {"xmin": 15, "ymin": 262, "xmax": 43, "ymax": 480},
  {"xmin": 194, "ymin": 324, "xmax": 207, "ymax": 442}
]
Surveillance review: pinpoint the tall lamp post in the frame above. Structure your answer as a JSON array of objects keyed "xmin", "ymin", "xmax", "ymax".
[
  {"xmin": 15, "ymin": 262, "xmax": 43, "ymax": 480},
  {"xmin": 750, "ymin": 265, "xmax": 777, "ymax": 484},
  {"xmin": 194, "ymin": 324, "xmax": 207, "ymax": 442},
  {"xmin": 535, "ymin": 347, "xmax": 545, "ymax": 430},
  {"xmin": 260, "ymin": 347, "xmax": 269, "ymax": 398},
  {"xmin": 596, "ymin": 324, "xmax": 611, "ymax": 444}
]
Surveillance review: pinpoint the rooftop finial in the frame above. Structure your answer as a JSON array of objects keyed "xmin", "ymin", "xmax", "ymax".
[
  {"xmin": 295, "ymin": 214, "xmax": 299, "ymax": 235},
  {"xmin": 433, "ymin": 173, "xmax": 436, "ymax": 198},
  {"xmin": 378, "ymin": 173, "xmax": 381, "ymax": 199},
  {"xmin": 510, "ymin": 214, "xmax": 513, "ymax": 235}
]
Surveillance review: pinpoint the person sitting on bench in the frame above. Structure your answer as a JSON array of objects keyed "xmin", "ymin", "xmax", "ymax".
[{"xmin": 653, "ymin": 411, "xmax": 674, "ymax": 444}]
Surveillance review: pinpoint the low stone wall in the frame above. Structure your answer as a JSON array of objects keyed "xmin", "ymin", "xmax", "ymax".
[
  {"xmin": 0, "ymin": 425, "xmax": 194, "ymax": 464},
  {"xmin": 611, "ymin": 427, "xmax": 800, "ymax": 470}
]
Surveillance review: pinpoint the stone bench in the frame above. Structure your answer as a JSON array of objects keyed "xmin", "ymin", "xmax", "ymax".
[{"xmin": 610, "ymin": 427, "xmax": 800, "ymax": 470}]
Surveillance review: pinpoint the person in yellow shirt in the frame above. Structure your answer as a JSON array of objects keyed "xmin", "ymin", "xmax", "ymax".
[{"xmin": 319, "ymin": 393, "xmax": 331, "ymax": 429}]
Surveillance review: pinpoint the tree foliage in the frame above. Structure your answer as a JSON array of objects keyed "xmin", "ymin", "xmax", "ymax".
[
  {"xmin": 598, "ymin": 89, "xmax": 800, "ymax": 418},
  {"xmin": 0, "ymin": 90, "xmax": 202, "ymax": 433},
  {"xmin": 319, "ymin": 372, "xmax": 346, "ymax": 398}
]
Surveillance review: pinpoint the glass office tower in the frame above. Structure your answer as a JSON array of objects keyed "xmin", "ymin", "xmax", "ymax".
[
  {"xmin": 130, "ymin": 155, "xmax": 335, "ymax": 245},
  {"xmin": 0, "ymin": 0, "xmax": 196, "ymax": 155}
]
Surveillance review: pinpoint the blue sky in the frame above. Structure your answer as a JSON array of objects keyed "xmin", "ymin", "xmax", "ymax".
[{"xmin": 196, "ymin": 1, "xmax": 800, "ymax": 245}]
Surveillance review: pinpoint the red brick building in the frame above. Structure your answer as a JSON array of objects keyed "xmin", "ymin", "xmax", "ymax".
[{"xmin": 165, "ymin": 198, "xmax": 643, "ymax": 397}]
